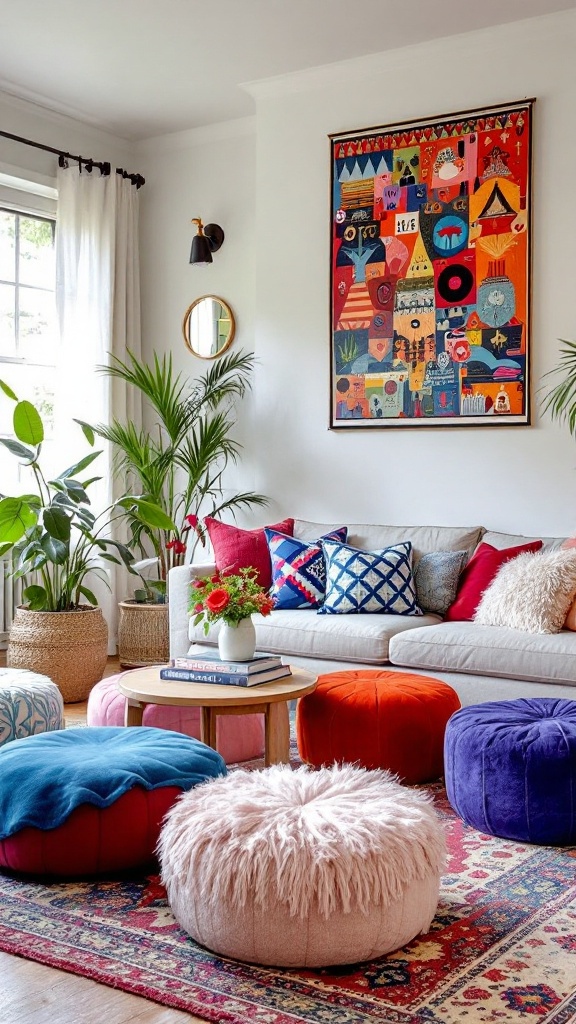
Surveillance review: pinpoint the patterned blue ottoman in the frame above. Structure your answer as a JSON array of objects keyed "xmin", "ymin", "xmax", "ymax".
[
  {"xmin": 444, "ymin": 698, "xmax": 576, "ymax": 845},
  {"xmin": 0, "ymin": 667, "xmax": 65, "ymax": 746}
]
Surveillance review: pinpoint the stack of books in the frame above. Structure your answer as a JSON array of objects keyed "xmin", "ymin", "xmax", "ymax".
[{"xmin": 159, "ymin": 652, "xmax": 292, "ymax": 687}]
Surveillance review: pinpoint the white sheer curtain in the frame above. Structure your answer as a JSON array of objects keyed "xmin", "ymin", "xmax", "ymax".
[{"xmin": 55, "ymin": 165, "xmax": 142, "ymax": 651}]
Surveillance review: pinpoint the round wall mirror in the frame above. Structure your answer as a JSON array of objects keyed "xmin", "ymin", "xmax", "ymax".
[{"xmin": 183, "ymin": 295, "xmax": 235, "ymax": 359}]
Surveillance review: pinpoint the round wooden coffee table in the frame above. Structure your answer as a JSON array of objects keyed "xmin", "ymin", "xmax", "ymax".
[{"xmin": 117, "ymin": 665, "xmax": 317, "ymax": 766}]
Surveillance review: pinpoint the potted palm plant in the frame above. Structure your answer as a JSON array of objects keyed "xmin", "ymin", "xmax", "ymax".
[
  {"xmin": 87, "ymin": 348, "xmax": 268, "ymax": 666},
  {"xmin": 0, "ymin": 380, "xmax": 135, "ymax": 700},
  {"xmin": 540, "ymin": 338, "xmax": 576, "ymax": 433}
]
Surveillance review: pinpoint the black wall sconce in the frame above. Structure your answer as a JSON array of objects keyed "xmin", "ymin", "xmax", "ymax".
[{"xmin": 189, "ymin": 218, "xmax": 225, "ymax": 264}]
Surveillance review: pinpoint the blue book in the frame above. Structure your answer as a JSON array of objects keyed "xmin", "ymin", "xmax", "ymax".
[
  {"xmin": 172, "ymin": 652, "xmax": 282, "ymax": 675},
  {"xmin": 160, "ymin": 665, "xmax": 292, "ymax": 687}
]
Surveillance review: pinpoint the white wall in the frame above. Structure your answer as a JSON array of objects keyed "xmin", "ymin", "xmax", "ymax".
[
  {"xmin": 249, "ymin": 9, "xmax": 576, "ymax": 536},
  {"xmin": 139, "ymin": 9, "xmax": 576, "ymax": 538}
]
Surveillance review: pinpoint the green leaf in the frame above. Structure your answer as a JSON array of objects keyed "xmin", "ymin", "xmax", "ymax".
[
  {"xmin": 0, "ymin": 379, "xmax": 18, "ymax": 401},
  {"xmin": 0, "ymin": 541, "xmax": 13, "ymax": 557},
  {"xmin": 0, "ymin": 437, "xmax": 37, "ymax": 462},
  {"xmin": 129, "ymin": 498, "xmax": 177, "ymax": 531},
  {"xmin": 13, "ymin": 401, "xmax": 44, "ymax": 445},
  {"xmin": 74, "ymin": 420, "xmax": 95, "ymax": 446},
  {"xmin": 78, "ymin": 585, "xmax": 98, "ymax": 605},
  {"xmin": 58, "ymin": 450, "xmax": 101, "ymax": 480},
  {"xmin": 23, "ymin": 585, "xmax": 48, "ymax": 610},
  {"xmin": 40, "ymin": 533, "xmax": 68, "ymax": 564},
  {"xmin": 43, "ymin": 506, "xmax": 71, "ymax": 542},
  {"xmin": 0, "ymin": 498, "xmax": 37, "ymax": 543},
  {"xmin": 62, "ymin": 479, "xmax": 89, "ymax": 504}
]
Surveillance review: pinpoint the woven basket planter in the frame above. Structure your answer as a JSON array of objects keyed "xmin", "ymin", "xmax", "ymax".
[
  {"xmin": 118, "ymin": 601, "xmax": 169, "ymax": 668},
  {"xmin": 7, "ymin": 606, "xmax": 108, "ymax": 704}
]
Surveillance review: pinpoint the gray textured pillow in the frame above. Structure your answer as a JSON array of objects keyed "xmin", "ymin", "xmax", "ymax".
[
  {"xmin": 474, "ymin": 549, "xmax": 576, "ymax": 634},
  {"xmin": 414, "ymin": 550, "xmax": 467, "ymax": 615}
]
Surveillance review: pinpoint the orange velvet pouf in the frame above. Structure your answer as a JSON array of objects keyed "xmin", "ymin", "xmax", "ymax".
[{"xmin": 296, "ymin": 671, "xmax": 461, "ymax": 784}]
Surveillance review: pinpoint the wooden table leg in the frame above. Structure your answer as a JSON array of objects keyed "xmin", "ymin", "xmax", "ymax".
[
  {"xmin": 265, "ymin": 701, "xmax": 290, "ymax": 766},
  {"xmin": 201, "ymin": 706, "xmax": 217, "ymax": 750},
  {"xmin": 125, "ymin": 699, "xmax": 145, "ymax": 726}
]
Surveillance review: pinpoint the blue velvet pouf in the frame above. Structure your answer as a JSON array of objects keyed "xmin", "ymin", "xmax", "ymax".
[{"xmin": 444, "ymin": 698, "xmax": 576, "ymax": 845}]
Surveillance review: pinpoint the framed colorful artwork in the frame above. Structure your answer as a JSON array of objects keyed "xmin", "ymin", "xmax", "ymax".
[{"xmin": 329, "ymin": 99, "xmax": 534, "ymax": 428}]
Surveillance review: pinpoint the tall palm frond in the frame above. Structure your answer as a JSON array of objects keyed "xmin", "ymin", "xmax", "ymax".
[{"xmin": 540, "ymin": 339, "xmax": 576, "ymax": 437}]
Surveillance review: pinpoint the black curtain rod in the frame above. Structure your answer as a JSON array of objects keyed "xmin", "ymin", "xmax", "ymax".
[{"xmin": 0, "ymin": 129, "xmax": 145, "ymax": 188}]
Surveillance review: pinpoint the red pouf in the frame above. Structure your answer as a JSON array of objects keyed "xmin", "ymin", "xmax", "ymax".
[{"xmin": 296, "ymin": 671, "xmax": 460, "ymax": 784}]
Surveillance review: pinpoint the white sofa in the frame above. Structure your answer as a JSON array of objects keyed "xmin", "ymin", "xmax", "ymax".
[{"xmin": 168, "ymin": 519, "xmax": 576, "ymax": 707}]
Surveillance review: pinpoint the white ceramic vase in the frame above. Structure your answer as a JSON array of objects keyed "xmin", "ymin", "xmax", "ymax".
[{"xmin": 218, "ymin": 617, "xmax": 256, "ymax": 662}]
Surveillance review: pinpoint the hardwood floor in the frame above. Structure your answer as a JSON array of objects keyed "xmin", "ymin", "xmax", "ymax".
[{"xmin": 0, "ymin": 654, "xmax": 207, "ymax": 1024}]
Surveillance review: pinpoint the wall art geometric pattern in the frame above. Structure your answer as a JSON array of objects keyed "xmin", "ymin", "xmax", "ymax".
[{"xmin": 330, "ymin": 99, "xmax": 534, "ymax": 428}]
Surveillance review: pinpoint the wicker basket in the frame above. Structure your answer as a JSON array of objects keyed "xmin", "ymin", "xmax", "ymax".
[
  {"xmin": 118, "ymin": 601, "xmax": 170, "ymax": 668},
  {"xmin": 7, "ymin": 606, "xmax": 109, "ymax": 703}
]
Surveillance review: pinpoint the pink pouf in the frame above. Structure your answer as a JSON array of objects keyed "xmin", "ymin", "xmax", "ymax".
[{"xmin": 87, "ymin": 675, "xmax": 265, "ymax": 764}]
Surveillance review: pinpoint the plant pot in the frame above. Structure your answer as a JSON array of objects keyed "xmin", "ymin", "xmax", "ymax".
[
  {"xmin": 218, "ymin": 617, "xmax": 256, "ymax": 662},
  {"xmin": 118, "ymin": 600, "xmax": 170, "ymax": 668},
  {"xmin": 7, "ymin": 606, "xmax": 108, "ymax": 703}
]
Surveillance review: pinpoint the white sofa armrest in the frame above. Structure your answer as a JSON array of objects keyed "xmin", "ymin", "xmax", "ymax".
[{"xmin": 168, "ymin": 562, "xmax": 216, "ymax": 658}]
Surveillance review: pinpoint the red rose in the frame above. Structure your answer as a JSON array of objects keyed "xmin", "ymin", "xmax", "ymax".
[
  {"xmin": 193, "ymin": 602, "xmax": 204, "ymax": 613},
  {"xmin": 193, "ymin": 579, "xmax": 206, "ymax": 589},
  {"xmin": 205, "ymin": 589, "xmax": 230, "ymax": 613}
]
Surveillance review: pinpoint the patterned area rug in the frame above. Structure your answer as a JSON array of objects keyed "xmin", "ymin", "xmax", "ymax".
[{"xmin": 1, "ymin": 773, "xmax": 575, "ymax": 1024}]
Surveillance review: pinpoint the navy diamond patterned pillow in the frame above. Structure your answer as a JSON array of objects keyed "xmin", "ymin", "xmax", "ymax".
[
  {"xmin": 319, "ymin": 538, "xmax": 423, "ymax": 616},
  {"xmin": 265, "ymin": 528, "xmax": 348, "ymax": 609}
]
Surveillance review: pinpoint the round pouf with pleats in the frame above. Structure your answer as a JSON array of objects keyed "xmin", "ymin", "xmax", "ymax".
[
  {"xmin": 159, "ymin": 763, "xmax": 445, "ymax": 967},
  {"xmin": 0, "ymin": 726, "xmax": 226, "ymax": 876},
  {"xmin": 296, "ymin": 670, "xmax": 461, "ymax": 784},
  {"xmin": 87, "ymin": 675, "xmax": 265, "ymax": 764},
  {"xmin": 0, "ymin": 667, "xmax": 64, "ymax": 746},
  {"xmin": 444, "ymin": 698, "xmax": 576, "ymax": 845}
]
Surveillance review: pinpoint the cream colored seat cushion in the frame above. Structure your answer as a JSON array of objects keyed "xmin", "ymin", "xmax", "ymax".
[
  {"xmin": 389, "ymin": 621, "xmax": 576, "ymax": 686},
  {"xmin": 189, "ymin": 608, "xmax": 442, "ymax": 664}
]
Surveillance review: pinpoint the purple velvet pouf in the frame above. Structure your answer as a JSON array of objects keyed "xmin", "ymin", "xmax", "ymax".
[{"xmin": 444, "ymin": 698, "xmax": 576, "ymax": 845}]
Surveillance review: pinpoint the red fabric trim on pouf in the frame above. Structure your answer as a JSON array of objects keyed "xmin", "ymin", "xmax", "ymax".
[
  {"xmin": 0, "ymin": 785, "xmax": 182, "ymax": 875},
  {"xmin": 296, "ymin": 671, "xmax": 461, "ymax": 784}
]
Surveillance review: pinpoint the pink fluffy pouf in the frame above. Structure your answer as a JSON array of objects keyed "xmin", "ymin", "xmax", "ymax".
[{"xmin": 158, "ymin": 763, "xmax": 445, "ymax": 967}]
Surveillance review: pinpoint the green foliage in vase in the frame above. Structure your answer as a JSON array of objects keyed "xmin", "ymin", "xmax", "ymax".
[
  {"xmin": 86, "ymin": 349, "xmax": 268, "ymax": 595},
  {"xmin": 0, "ymin": 380, "xmax": 134, "ymax": 611}
]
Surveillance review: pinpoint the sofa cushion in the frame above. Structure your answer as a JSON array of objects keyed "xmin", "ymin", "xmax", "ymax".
[
  {"xmin": 388, "ymin": 621, "xmax": 576, "ymax": 686},
  {"xmin": 189, "ymin": 608, "xmax": 442, "ymax": 664},
  {"xmin": 204, "ymin": 517, "xmax": 294, "ymax": 589},
  {"xmin": 265, "ymin": 527, "xmax": 347, "ymax": 609},
  {"xmin": 414, "ymin": 550, "xmax": 468, "ymax": 615},
  {"xmin": 481, "ymin": 530, "xmax": 566, "ymax": 553},
  {"xmin": 445, "ymin": 541, "xmax": 543, "ymax": 622},
  {"xmin": 319, "ymin": 539, "xmax": 422, "ymax": 616},
  {"xmin": 474, "ymin": 549, "xmax": 576, "ymax": 634},
  {"xmin": 294, "ymin": 521, "xmax": 484, "ymax": 566}
]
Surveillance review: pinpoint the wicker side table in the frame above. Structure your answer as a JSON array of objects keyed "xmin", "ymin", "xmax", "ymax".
[{"xmin": 117, "ymin": 601, "xmax": 170, "ymax": 668}]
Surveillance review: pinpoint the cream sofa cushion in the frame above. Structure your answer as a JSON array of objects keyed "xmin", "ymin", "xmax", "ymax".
[
  {"xmin": 189, "ymin": 608, "xmax": 442, "ymax": 664},
  {"xmin": 294, "ymin": 521, "xmax": 483, "ymax": 567},
  {"xmin": 389, "ymin": 621, "xmax": 576, "ymax": 685}
]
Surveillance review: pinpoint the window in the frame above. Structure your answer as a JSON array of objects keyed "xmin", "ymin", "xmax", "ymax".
[{"xmin": 0, "ymin": 172, "xmax": 58, "ymax": 493}]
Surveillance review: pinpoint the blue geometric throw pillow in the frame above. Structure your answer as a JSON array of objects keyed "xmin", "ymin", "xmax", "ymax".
[
  {"xmin": 319, "ymin": 539, "xmax": 422, "ymax": 616},
  {"xmin": 265, "ymin": 528, "xmax": 348, "ymax": 609}
]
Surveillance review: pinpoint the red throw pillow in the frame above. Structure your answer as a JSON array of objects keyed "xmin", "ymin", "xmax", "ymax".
[
  {"xmin": 444, "ymin": 540, "xmax": 543, "ymax": 621},
  {"xmin": 204, "ymin": 517, "xmax": 295, "ymax": 589}
]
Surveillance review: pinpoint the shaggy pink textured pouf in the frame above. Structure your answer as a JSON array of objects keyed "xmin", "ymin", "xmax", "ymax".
[
  {"xmin": 158, "ymin": 763, "xmax": 445, "ymax": 967},
  {"xmin": 87, "ymin": 675, "xmax": 265, "ymax": 764}
]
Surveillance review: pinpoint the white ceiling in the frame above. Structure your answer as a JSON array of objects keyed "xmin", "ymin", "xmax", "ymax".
[{"xmin": 1, "ymin": 0, "xmax": 574, "ymax": 141}]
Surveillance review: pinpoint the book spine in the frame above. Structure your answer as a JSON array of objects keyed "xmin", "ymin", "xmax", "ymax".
[
  {"xmin": 160, "ymin": 668, "xmax": 251, "ymax": 686},
  {"xmin": 172, "ymin": 657, "xmax": 280, "ymax": 675}
]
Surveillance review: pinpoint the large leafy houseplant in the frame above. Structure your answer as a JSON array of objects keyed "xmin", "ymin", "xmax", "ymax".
[
  {"xmin": 0, "ymin": 380, "xmax": 135, "ymax": 611},
  {"xmin": 88, "ymin": 348, "xmax": 267, "ymax": 601}
]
